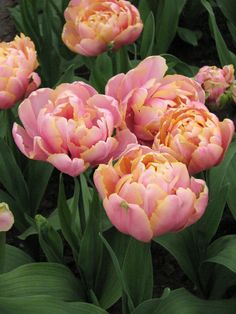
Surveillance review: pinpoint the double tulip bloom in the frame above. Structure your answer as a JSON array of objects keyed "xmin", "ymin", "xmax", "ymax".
[
  {"xmin": 153, "ymin": 106, "xmax": 234, "ymax": 174},
  {"xmin": 195, "ymin": 65, "xmax": 235, "ymax": 107},
  {"xmin": 62, "ymin": 0, "xmax": 143, "ymax": 56},
  {"xmin": 12, "ymin": 82, "xmax": 136, "ymax": 177},
  {"xmin": 0, "ymin": 34, "xmax": 40, "ymax": 109},
  {"xmin": 94, "ymin": 146, "xmax": 208, "ymax": 242},
  {"xmin": 106, "ymin": 56, "xmax": 206, "ymax": 146}
]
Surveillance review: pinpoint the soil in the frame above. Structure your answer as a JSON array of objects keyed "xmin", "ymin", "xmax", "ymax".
[{"xmin": 0, "ymin": 0, "xmax": 17, "ymax": 41}]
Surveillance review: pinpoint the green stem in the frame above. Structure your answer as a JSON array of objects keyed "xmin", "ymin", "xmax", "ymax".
[{"xmin": 0, "ymin": 232, "xmax": 6, "ymax": 273}]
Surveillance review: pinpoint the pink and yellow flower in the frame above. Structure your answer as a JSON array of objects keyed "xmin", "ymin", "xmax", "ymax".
[
  {"xmin": 106, "ymin": 56, "xmax": 206, "ymax": 145},
  {"xmin": 12, "ymin": 81, "xmax": 136, "ymax": 177},
  {"xmin": 62, "ymin": 0, "xmax": 143, "ymax": 56},
  {"xmin": 94, "ymin": 145, "xmax": 208, "ymax": 242},
  {"xmin": 153, "ymin": 107, "xmax": 234, "ymax": 174},
  {"xmin": 0, "ymin": 203, "xmax": 14, "ymax": 232},
  {"xmin": 195, "ymin": 65, "xmax": 235, "ymax": 105},
  {"xmin": 0, "ymin": 33, "xmax": 40, "ymax": 109}
]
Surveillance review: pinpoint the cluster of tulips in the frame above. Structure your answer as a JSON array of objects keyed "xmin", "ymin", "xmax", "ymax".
[{"xmin": 0, "ymin": 0, "xmax": 235, "ymax": 244}]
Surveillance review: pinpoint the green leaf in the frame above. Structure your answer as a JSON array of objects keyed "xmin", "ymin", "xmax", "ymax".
[
  {"xmin": 216, "ymin": 0, "xmax": 236, "ymax": 26},
  {"xmin": 99, "ymin": 233, "xmax": 135, "ymax": 312},
  {"xmin": 177, "ymin": 27, "xmax": 201, "ymax": 46},
  {"xmin": 155, "ymin": 0, "xmax": 187, "ymax": 53},
  {"xmin": 203, "ymin": 235, "xmax": 236, "ymax": 273},
  {"xmin": 4, "ymin": 245, "xmax": 33, "ymax": 273},
  {"xmin": 133, "ymin": 288, "xmax": 236, "ymax": 314},
  {"xmin": 208, "ymin": 265, "xmax": 236, "ymax": 298},
  {"xmin": 0, "ymin": 296, "xmax": 108, "ymax": 314},
  {"xmin": 57, "ymin": 175, "xmax": 80, "ymax": 253},
  {"xmin": 35, "ymin": 215, "xmax": 64, "ymax": 263},
  {"xmin": 24, "ymin": 160, "xmax": 53, "ymax": 216},
  {"xmin": 226, "ymin": 149, "xmax": 236, "ymax": 219},
  {"xmin": 140, "ymin": 12, "xmax": 155, "ymax": 58},
  {"xmin": 0, "ymin": 263, "xmax": 85, "ymax": 301},
  {"xmin": 78, "ymin": 191, "xmax": 103, "ymax": 288},
  {"xmin": 201, "ymin": 0, "xmax": 236, "ymax": 67},
  {"xmin": 94, "ymin": 228, "xmax": 128, "ymax": 309},
  {"xmin": 90, "ymin": 53, "xmax": 113, "ymax": 92},
  {"xmin": 122, "ymin": 238, "xmax": 153, "ymax": 307}
]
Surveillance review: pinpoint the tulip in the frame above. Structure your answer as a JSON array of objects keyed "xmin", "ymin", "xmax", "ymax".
[
  {"xmin": 195, "ymin": 65, "xmax": 235, "ymax": 107},
  {"xmin": 153, "ymin": 107, "xmax": 234, "ymax": 174},
  {"xmin": 0, "ymin": 203, "xmax": 14, "ymax": 232},
  {"xmin": 106, "ymin": 56, "xmax": 206, "ymax": 145},
  {"xmin": 94, "ymin": 145, "xmax": 208, "ymax": 242},
  {"xmin": 62, "ymin": 0, "xmax": 143, "ymax": 56},
  {"xmin": 12, "ymin": 82, "xmax": 136, "ymax": 177},
  {"xmin": 0, "ymin": 33, "xmax": 41, "ymax": 109}
]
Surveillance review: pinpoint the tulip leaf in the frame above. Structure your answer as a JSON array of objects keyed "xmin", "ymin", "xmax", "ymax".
[
  {"xmin": 155, "ymin": 0, "xmax": 187, "ymax": 53},
  {"xmin": 0, "ymin": 139, "xmax": 30, "ymax": 218},
  {"xmin": 208, "ymin": 265, "xmax": 236, "ymax": 298},
  {"xmin": 0, "ymin": 263, "xmax": 85, "ymax": 301},
  {"xmin": 0, "ymin": 296, "xmax": 107, "ymax": 314},
  {"xmin": 122, "ymin": 238, "xmax": 153, "ymax": 307},
  {"xmin": 57, "ymin": 175, "xmax": 80, "ymax": 253},
  {"xmin": 78, "ymin": 191, "xmax": 103, "ymax": 289},
  {"xmin": 99, "ymin": 232, "xmax": 135, "ymax": 312},
  {"xmin": 226, "ymin": 150, "xmax": 236, "ymax": 219},
  {"xmin": 140, "ymin": 12, "xmax": 155, "ymax": 58},
  {"xmin": 94, "ymin": 228, "xmax": 128, "ymax": 309},
  {"xmin": 4, "ymin": 245, "xmax": 34, "ymax": 273},
  {"xmin": 23, "ymin": 160, "xmax": 53, "ymax": 216},
  {"xmin": 90, "ymin": 53, "xmax": 113, "ymax": 93},
  {"xmin": 177, "ymin": 27, "xmax": 201, "ymax": 46},
  {"xmin": 132, "ymin": 288, "xmax": 236, "ymax": 314},
  {"xmin": 203, "ymin": 235, "xmax": 236, "ymax": 273},
  {"xmin": 216, "ymin": 0, "xmax": 236, "ymax": 26},
  {"xmin": 201, "ymin": 0, "xmax": 236, "ymax": 67}
]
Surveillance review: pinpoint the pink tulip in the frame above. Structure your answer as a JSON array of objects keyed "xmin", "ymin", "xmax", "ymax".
[
  {"xmin": 106, "ymin": 56, "xmax": 206, "ymax": 145},
  {"xmin": 195, "ymin": 65, "xmax": 235, "ymax": 106},
  {"xmin": 94, "ymin": 145, "xmax": 208, "ymax": 242},
  {"xmin": 153, "ymin": 107, "xmax": 234, "ymax": 174},
  {"xmin": 12, "ymin": 81, "xmax": 136, "ymax": 177},
  {"xmin": 62, "ymin": 0, "xmax": 143, "ymax": 56},
  {"xmin": 0, "ymin": 33, "xmax": 41, "ymax": 109},
  {"xmin": 0, "ymin": 203, "xmax": 14, "ymax": 232}
]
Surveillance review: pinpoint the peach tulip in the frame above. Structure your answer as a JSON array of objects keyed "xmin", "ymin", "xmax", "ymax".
[
  {"xmin": 62, "ymin": 0, "xmax": 143, "ymax": 56},
  {"xmin": 0, "ymin": 203, "xmax": 14, "ymax": 232},
  {"xmin": 12, "ymin": 82, "xmax": 136, "ymax": 177},
  {"xmin": 0, "ymin": 33, "xmax": 41, "ymax": 109},
  {"xmin": 195, "ymin": 65, "xmax": 235, "ymax": 106},
  {"xmin": 153, "ymin": 107, "xmax": 234, "ymax": 174},
  {"xmin": 94, "ymin": 145, "xmax": 208, "ymax": 242},
  {"xmin": 106, "ymin": 56, "xmax": 206, "ymax": 145}
]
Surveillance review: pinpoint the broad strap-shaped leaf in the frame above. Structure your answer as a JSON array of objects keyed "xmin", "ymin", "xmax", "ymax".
[
  {"xmin": 201, "ymin": 0, "xmax": 236, "ymax": 67},
  {"xmin": 203, "ymin": 235, "xmax": 236, "ymax": 273},
  {"xmin": 0, "ymin": 263, "xmax": 85, "ymax": 301},
  {"xmin": 132, "ymin": 288, "xmax": 236, "ymax": 314},
  {"xmin": 0, "ymin": 296, "xmax": 107, "ymax": 314},
  {"xmin": 122, "ymin": 238, "xmax": 153, "ymax": 307},
  {"xmin": 4, "ymin": 245, "xmax": 33, "ymax": 273},
  {"xmin": 24, "ymin": 160, "xmax": 53, "ymax": 216},
  {"xmin": 155, "ymin": 0, "xmax": 187, "ymax": 53},
  {"xmin": 140, "ymin": 12, "xmax": 155, "ymax": 58},
  {"xmin": 94, "ymin": 228, "xmax": 128, "ymax": 309}
]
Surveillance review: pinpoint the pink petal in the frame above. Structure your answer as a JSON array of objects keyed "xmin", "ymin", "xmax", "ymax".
[
  {"xmin": 47, "ymin": 153, "xmax": 87, "ymax": 177},
  {"xmin": 104, "ymin": 194, "xmax": 153, "ymax": 242}
]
